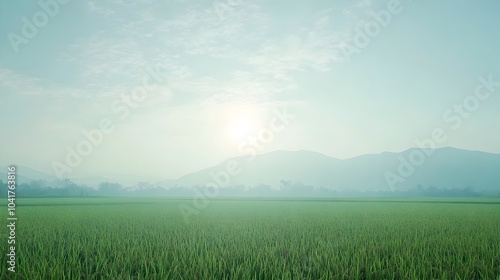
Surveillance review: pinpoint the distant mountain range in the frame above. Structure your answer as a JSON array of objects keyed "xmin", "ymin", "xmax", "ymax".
[
  {"xmin": 158, "ymin": 147, "xmax": 500, "ymax": 194},
  {"xmin": 1, "ymin": 147, "xmax": 499, "ymax": 196}
]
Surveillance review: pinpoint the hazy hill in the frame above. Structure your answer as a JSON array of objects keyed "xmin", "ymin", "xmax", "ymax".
[
  {"xmin": 163, "ymin": 147, "xmax": 500, "ymax": 193},
  {"xmin": 0, "ymin": 166, "xmax": 158, "ymax": 188},
  {"xmin": 2, "ymin": 147, "xmax": 500, "ymax": 196},
  {"xmin": 163, "ymin": 150, "xmax": 340, "ymax": 189},
  {"xmin": 0, "ymin": 166, "xmax": 58, "ymax": 185}
]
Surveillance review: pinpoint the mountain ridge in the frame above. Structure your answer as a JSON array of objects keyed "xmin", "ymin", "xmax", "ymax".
[{"xmin": 2, "ymin": 147, "xmax": 499, "ymax": 195}]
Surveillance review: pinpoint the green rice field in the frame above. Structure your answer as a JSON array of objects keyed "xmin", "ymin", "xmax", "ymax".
[{"xmin": 1, "ymin": 198, "xmax": 499, "ymax": 279}]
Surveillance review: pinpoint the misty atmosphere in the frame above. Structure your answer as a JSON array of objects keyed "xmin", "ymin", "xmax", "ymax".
[
  {"xmin": 2, "ymin": 147, "xmax": 500, "ymax": 198},
  {"xmin": 1, "ymin": 0, "xmax": 500, "ymax": 279}
]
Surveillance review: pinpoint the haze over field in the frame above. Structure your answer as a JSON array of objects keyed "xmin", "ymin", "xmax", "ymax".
[
  {"xmin": 2, "ymin": 147, "xmax": 499, "ymax": 198},
  {"xmin": 1, "ymin": 0, "xmax": 500, "ymax": 185}
]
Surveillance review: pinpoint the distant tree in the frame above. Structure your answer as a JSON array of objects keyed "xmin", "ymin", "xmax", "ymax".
[
  {"xmin": 133, "ymin": 181, "xmax": 154, "ymax": 190},
  {"xmin": 17, "ymin": 180, "xmax": 49, "ymax": 197},
  {"xmin": 98, "ymin": 182, "xmax": 124, "ymax": 196},
  {"xmin": 280, "ymin": 180, "xmax": 292, "ymax": 190}
]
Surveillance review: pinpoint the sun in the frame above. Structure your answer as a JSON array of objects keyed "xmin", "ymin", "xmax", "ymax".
[
  {"xmin": 226, "ymin": 117, "xmax": 258, "ymax": 143},
  {"xmin": 222, "ymin": 104, "xmax": 264, "ymax": 145}
]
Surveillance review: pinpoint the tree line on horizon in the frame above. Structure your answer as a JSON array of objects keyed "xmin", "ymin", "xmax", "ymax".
[{"xmin": 0, "ymin": 179, "xmax": 494, "ymax": 198}]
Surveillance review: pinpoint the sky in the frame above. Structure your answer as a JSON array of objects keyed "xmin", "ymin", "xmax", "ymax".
[{"xmin": 0, "ymin": 0, "xmax": 499, "ymax": 180}]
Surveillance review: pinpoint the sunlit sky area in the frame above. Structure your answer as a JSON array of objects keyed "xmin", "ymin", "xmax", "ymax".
[{"xmin": 1, "ymin": 0, "xmax": 499, "ymax": 179}]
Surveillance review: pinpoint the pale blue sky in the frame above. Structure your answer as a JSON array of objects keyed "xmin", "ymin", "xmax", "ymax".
[{"xmin": 1, "ymin": 0, "xmax": 499, "ymax": 179}]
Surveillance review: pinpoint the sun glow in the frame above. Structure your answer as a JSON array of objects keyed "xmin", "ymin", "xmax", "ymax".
[{"xmin": 226, "ymin": 117, "xmax": 258, "ymax": 143}]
